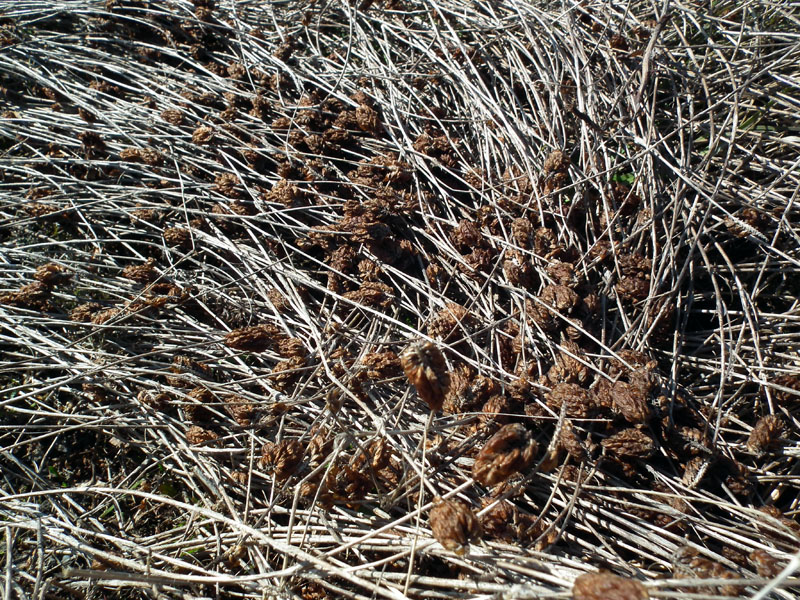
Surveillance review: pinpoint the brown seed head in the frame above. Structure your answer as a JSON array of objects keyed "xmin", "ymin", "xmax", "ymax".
[
  {"xmin": 472, "ymin": 423, "xmax": 538, "ymax": 486},
  {"xmin": 747, "ymin": 414, "xmax": 784, "ymax": 454},
  {"xmin": 611, "ymin": 381, "xmax": 651, "ymax": 423},
  {"xmin": 750, "ymin": 549, "xmax": 783, "ymax": 578},
  {"xmin": 224, "ymin": 324, "xmax": 280, "ymax": 352},
  {"xmin": 261, "ymin": 439, "xmax": 304, "ymax": 481},
  {"xmin": 429, "ymin": 497, "xmax": 482, "ymax": 555},
  {"xmin": 602, "ymin": 428, "xmax": 656, "ymax": 459},
  {"xmin": 34, "ymin": 263, "xmax": 72, "ymax": 287},
  {"xmin": 122, "ymin": 258, "xmax": 157, "ymax": 283},
  {"xmin": 186, "ymin": 426, "xmax": 218, "ymax": 445},
  {"xmin": 547, "ymin": 383, "xmax": 596, "ymax": 418},
  {"xmin": 572, "ymin": 571, "xmax": 649, "ymax": 600},
  {"xmin": 400, "ymin": 340, "xmax": 450, "ymax": 412}
]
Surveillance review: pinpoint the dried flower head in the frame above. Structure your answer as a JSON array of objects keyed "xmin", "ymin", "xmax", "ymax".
[
  {"xmin": 185, "ymin": 426, "xmax": 218, "ymax": 445},
  {"xmin": 1, "ymin": 282, "xmax": 52, "ymax": 311},
  {"xmin": 161, "ymin": 109, "xmax": 184, "ymax": 125},
  {"xmin": 192, "ymin": 125, "xmax": 214, "ymax": 145},
  {"xmin": 33, "ymin": 263, "xmax": 72, "ymax": 287},
  {"xmin": 610, "ymin": 381, "xmax": 651, "ymax": 424},
  {"xmin": 750, "ymin": 549, "xmax": 783, "ymax": 578},
  {"xmin": 472, "ymin": 423, "xmax": 538, "ymax": 486},
  {"xmin": 224, "ymin": 324, "xmax": 280, "ymax": 352},
  {"xmin": 672, "ymin": 546, "xmax": 741, "ymax": 596},
  {"xmin": 559, "ymin": 420, "xmax": 587, "ymax": 461},
  {"xmin": 400, "ymin": 340, "xmax": 450, "ymax": 412},
  {"xmin": 163, "ymin": 227, "xmax": 192, "ymax": 249},
  {"xmin": 747, "ymin": 414, "xmax": 784, "ymax": 454},
  {"xmin": 224, "ymin": 395, "xmax": 254, "ymax": 426},
  {"xmin": 429, "ymin": 497, "xmax": 482, "ymax": 555},
  {"xmin": 122, "ymin": 258, "xmax": 157, "ymax": 283},
  {"xmin": 572, "ymin": 571, "xmax": 649, "ymax": 600},
  {"xmin": 601, "ymin": 428, "xmax": 656, "ymax": 459},
  {"xmin": 547, "ymin": 383, "xmax": 596, "ymax": 418},
  {"xmin": 261, "ymin": 439, "xmax": 304, "ymax": 481}
]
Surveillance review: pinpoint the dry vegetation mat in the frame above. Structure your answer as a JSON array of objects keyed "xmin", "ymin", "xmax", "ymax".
[{"xmin": 1, "ymin": 0, "xmax": 799, "ymax": 598}]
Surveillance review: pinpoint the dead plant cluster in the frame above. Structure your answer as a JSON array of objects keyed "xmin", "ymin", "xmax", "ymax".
[{"xmin": 1, "ymin": 0, "xmax": 798, "ymax": 599}]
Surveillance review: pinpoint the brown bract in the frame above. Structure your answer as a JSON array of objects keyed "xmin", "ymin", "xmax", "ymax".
[
  {"xmin": 224, "ymin": 324, "xmax": 280, "ymax": 352},
  {"xmin": 0, "ymin": 282, "xmax": 52, "ymax": 311},
  {"xmin": 472, "ymin": 423, "xmax": 538, "ymax": 486},
  {"xmin": 122, "ymin": 258, "xmax": 157, "ymax": 283},
  {"xmin": 400, "ymin": 340, "xmax": 450, "ymax": 412},
  {"xmin": 547, "ymin": 383, "xmax": 596, "ymax": 418},
  {"xmin": 429, "ymin": 497, "xmax": 482, "ymax": 555},
  {"xmin": 572, "ymin": 572, "xmax": 649, "ymax": 600},
  {"xmin": 33, "ymin": 263, "xmax": 72, "ymax": 286},
  {"xmin": 610, "ymin": 381, "xmax": 651, "ymax": 423},
  {"xmin": 747, "ymin": 414, "xmax": 783, "ymax": 454},
  {"xmin": 750, "ymin": 549, "xmax": 783, "ymax": 577},
  {"xmin": 261, "ymin": 439, "xmax": 304, "ymax": 481},
  {"xmin": 186, "ymin": 426, "xmax": 218, "ymax": 445},
  {"xmin": 163, "ymin": 227, "xmax": 192, "ymax": 249},
  {"xmin": 602, "ymin": 428, "xmax": 656, "ymax": 458},
  {"xmin": 672, "ymin": 546, "xmax": 742, "ymax": 596}
]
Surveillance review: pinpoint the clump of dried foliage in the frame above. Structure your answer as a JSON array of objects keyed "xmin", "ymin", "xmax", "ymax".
[{"xmin": 1, "ymin": 0, "xmax": 798, "ymax": 598}]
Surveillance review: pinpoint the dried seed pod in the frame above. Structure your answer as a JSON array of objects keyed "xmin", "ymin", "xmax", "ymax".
[
  {"xmin": 480, "ymin": 394, "xmax": 516, "ymax": 428},
  {"xmin": 616, "ymin": 275, "xmax": 650, "ymax": 302},
  {"xmin": 450, "ymin": 219, "xmax": 482, "ymax": 252},
  {"xmin": 546, "ymin": 340, "xmax": 590, "ymax": 385},
  {"xmin": 137, "ymin": 390, "xmax": 170, "ymax": 411},
  {"xmin": 277, "ymin": 336, "xmax": 307, "ymax": 359},
  {"xmin": 546, "ymin": 260, "xmax": 578, "ymax": 287},
  {"xmin": 224, "ymin": 395, "xmax": 254, "ymax": 426},
  {"xmin": 0, "ymin": 282, "xmax": 52, "ymax": 311},
  {"xmin": 184, "ymin": 386, "xmax": 215, "ymax": 423},
  {"xmin": 772, "ymin": 374, "xmax": 800, "ymax": 406},
  {"xmin": 429, "ymin": 497, "xmax": 482, "ymax": 555},
  {"xmin": 270, "ymin": 355, "xmax": 308, "ymax": 391},
  {"xmin": 672, "ymin": 546, "xmax": 741, "ymax": 596},
  {"xmin": 366, "ymin": 438, "xmax": 392, "ymax": 472},
  {"xmin": 400, "ymin": 340, "xmax": 450, "ymax": 412},
  {"xmin": 342, "ymin": 281, "xmax": 395, "ymax": 310},
  {"xmin": 192, "ymin": 125, "xmax": 214, "ymax": 144},
  {"xmin": 261, "ymin": 439, "xmax": 304, "ymax": 481},
  {"xmin": 90, "ymin": 307, "xmax": 119, "ymax": 324},
  {"xmin": 547, "ymin": 383, "xmax": 596, "ymax": 418},
  {"xmin": 611, "ymin": 381, "xmax": 651, "ymax": 423},
  {"xmin": 122, "ymin": 258, "xmax": 157, "ymax": 283},
  {"xmin": 161, "ymin": 109, "xmax": 183, "ymax": 125},
  {"xmin": 747, "ymin": 415, "xmax": 784, "ymax": 454},
  {"xmin": 427, "ymin": 302, "xmax": 476, "ymax": 342},
  {"xmin": 70, "ymin": 302, "xmax": 102, "ymax": 322},
  {"xmin": 444, "ymin": 365, "xmax": 499, "ymax": 414},
  {"xmin": 224, "ymin": 324, "xmax": 280, "ymax": 352},
  {"xmin": 572, "ymin": 571, "xmax": 649, "ymax": 600},
  {"xmin": 602, "ymin": 428, "xmax": 656, "ymax": 459},
  {"xmin": 479, "ymin": 497, "xmax": 517, "ymax": 541},
  {"xmin": 305, "ymin": 428, "xmax": 332, "ymax": 468},
  {"xmin": 355, "ymin": 103, "xmax": 379, "ymax": 133},
  {"xmin": 359, "ymin": 351, "xmax": 402, "ymax": 379},
  {"xmin": 33, "ymin": 263, "xmax": 72, "ymax": 287},
  {"xmin": 163, "ymin": 227, "xmax": 192, "ymax": 249},
  {"xmin": 472, "ymin": 423, "xmax": 538, "ymax": 486},
  {"xmin": 185, "ymin": 426, "xmax": 218, "ymax": 445},
  {"xmin": 543, "ymin": 150, "xmax": 569, "ymax": 174},
  {"xmin": 540, "ymin": 284, "xmax": 580, "ymax": 313},
  {"xmin": 681, "ymin": 456, "xmax": 710, "ymax": 487},
  {"xmin": 559, "ymin": 420, "xmax": 587, "ymax": 461},
  {"xmin": 750, "ymin": 549, "xmax": 783, "ymax": 578}
]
